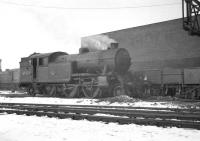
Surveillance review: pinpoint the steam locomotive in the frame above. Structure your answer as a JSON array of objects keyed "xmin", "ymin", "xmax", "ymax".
[
  {"xmin": 19, "ymin": 43, "xmax": 131, "ymax": 98},
  {"xmin": 1, "ymin": 42, "xmax": 200, "ymax": 99}
]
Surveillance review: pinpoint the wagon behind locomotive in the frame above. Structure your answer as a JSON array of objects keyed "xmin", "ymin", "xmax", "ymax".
[
  {"xmin": 141, "ymin": 66, "xmax": 200, "ymax": 99},
  {"xmin": 0, "ymin": 69, "xmax": 20, "ymax": 91}
]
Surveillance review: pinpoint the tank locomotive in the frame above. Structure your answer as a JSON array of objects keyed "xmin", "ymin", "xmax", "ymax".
[{"xmin": 19, "ymin": 43, "xmax": 131, "ymax": 98}]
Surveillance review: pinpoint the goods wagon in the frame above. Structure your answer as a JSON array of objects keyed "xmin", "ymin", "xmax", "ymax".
[
  {"xmin": 0, "ymin": 69, "xmax": 20, "ymax": 91},
  {"xmin": 143, "ymin": 67, "xmax": 200, "ymax": 99}
]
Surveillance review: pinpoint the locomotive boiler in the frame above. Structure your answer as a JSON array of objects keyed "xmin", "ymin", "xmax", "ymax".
[
  {"xmin": 58, "ymin": 44, "xmax": 130, "ymax": 74},
  {"xmin": 19, "ymin": 43, "xmax": 131, "ymax": 98}
]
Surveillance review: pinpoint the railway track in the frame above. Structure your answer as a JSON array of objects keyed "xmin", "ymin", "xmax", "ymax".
[{"xmin": 0, "ymin": 102, "xmax": 200, "ymax": 130}]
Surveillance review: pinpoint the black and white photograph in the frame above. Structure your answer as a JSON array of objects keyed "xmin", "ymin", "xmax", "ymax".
[{"xmin": 0, "ymin": 0, "xmax": 200, "ymax": 141}]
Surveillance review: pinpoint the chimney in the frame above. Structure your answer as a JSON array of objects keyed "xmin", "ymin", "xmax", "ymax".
[
  {"xmin": 79, "ymin": 47, "xmax": 89, "ymax": 54},
  {"xmin": 110, "ymin": 42, "xmax": 119, "ymax": 49}
]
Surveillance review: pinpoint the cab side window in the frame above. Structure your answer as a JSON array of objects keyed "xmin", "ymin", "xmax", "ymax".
[{"xmin": 39, "ymin": 57, "xmax": 48, "ymax": 66}]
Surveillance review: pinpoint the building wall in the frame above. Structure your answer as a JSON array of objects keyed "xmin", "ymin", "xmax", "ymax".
[
  {"xmin": 104, "ymin": 19, "xmax": 200, "ymax": 62},
  {"xmin": 82, "ymin": 18, "xmax": 200, "ymax": 70}
]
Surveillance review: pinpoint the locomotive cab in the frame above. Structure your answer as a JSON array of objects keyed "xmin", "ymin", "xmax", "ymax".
[{"xmin": 19, "ymin": 52, "xmax": 69, "ymax": 94}]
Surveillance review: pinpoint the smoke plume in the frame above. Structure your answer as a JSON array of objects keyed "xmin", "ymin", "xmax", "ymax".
[{"xmin": 81, "ymin": 34, "xmax": 117, "ymax": 51}]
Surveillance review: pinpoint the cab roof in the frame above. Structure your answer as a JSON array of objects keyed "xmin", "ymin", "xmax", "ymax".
[
  {"xmin": 29, "ymin": 51, "xmax": 68, "ymax": 63},
  {"xmin": 29, "ymin": 52, "xmax": 67, "ymax": 58}
]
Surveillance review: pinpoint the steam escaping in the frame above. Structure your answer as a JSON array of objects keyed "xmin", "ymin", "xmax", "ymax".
[{"xmin": 81, "ymin": 34, "xmax": 117, "ymax": 51}]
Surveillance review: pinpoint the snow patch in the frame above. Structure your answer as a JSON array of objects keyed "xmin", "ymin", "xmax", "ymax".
[{"xmin": 0, "ymin": 114, "xmax": 199, "ymax": 141}]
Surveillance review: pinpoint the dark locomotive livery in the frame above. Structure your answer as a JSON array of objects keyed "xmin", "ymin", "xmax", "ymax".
[{"xmin": 19, "ymin": 43, "xmax": 131, "ymax": 98}]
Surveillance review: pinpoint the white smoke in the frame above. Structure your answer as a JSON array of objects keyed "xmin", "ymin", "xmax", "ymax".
[{"xmin": 81, "ymin": 34, "xmax": 117, "ymax": 51}]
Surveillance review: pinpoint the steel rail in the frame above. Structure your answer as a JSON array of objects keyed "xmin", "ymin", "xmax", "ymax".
[
  {"xmin": 0, "ymin": 102, "xmax": 200, "ymax": 129},
  {"xmin": 1, "ymin": 102, "xmax": 200, "ymax": 113},
  {"xmin": 1, "ymin": 104, "xmax": 200, "ymax": 121},
  {"xmin": 0, "ymin": 109, "xmax": 200, "ymax": 130}
]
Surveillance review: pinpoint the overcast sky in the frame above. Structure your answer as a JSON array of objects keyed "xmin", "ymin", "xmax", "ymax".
[{"xmin": 0, "ymin": 0, "xmax": 182, "ymax": 70}]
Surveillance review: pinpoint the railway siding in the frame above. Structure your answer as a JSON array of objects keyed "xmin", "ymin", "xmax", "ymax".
[{"xmin": 0, "ymin": 103, "xmax": 200, "ymax": 130}]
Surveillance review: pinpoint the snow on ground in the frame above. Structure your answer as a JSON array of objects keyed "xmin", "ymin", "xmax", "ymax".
[
  {"xmin": 0, "ymin": 114, "xmax": 199, "ymax": 141},
  {"xmin": 0, "ymin": 90, "xmax": 200, "ymax": 141},
  {"xmin": 0, "ymin": 90, "xmax": 199, "ymax": 108},
  {"xmin": 0, "ymin": 91, "xmax": 24, "ymax": 95},
  {"xmin": 0, "ymin": 96, "xmax": 182, "ymax": 108}
]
